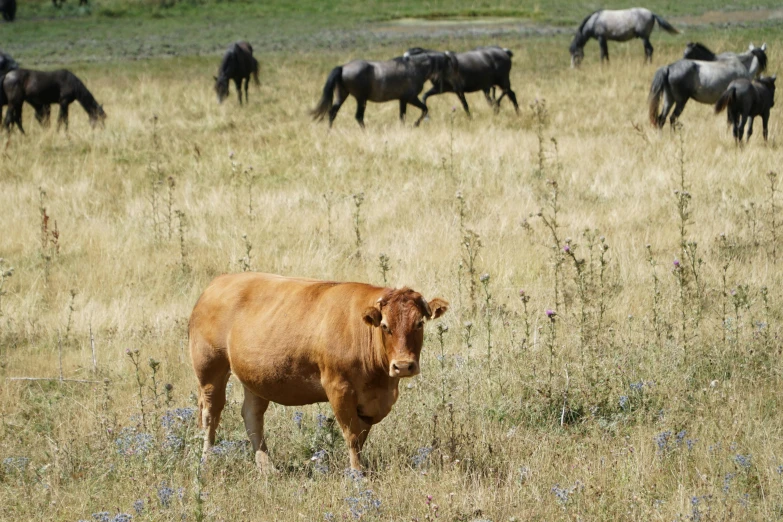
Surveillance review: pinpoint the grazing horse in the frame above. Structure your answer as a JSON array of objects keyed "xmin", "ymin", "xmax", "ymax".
[
  {"xmin": 189, "ymin": 272, "xmax": 448, "ymax": 471},
  {"xmin": 648, "ymin": 45, "xmax": 767, "ymax": 128},
  {"xmin": 570, "ymin": 8, "xmax": 679, "ymax": 67},
  {"xmin": 214, "ymin": 41, "xmax": 259, "ymax": 105},
  {"xmin": 311, "ymin": 48, "xmax": 458, "ymax": 128},
  {"xmin": 715, "ymin": 76, "xmax": 776, "ymax": 142},
  {"xmin": 3, "ymin": 68, "xmax": 105, "ymax": 133},
  {"xmin": 422, "ymin": 46, "xmax": 519, "ymax": 117},
  {"xmin": 0, "ymin": 0, "xmax": 16, "ymax": 21}
]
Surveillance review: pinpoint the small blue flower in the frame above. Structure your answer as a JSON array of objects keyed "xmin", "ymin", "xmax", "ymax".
[
  {"xmin": 158, "ymin": 481, "xmax": 174, "ymax": 508},
  {"xmin": 675, "ymin": 430, "xmax": 687, "ymax": 445},
  {"xmin": 133, "ymin": 499, "xmax": 144, "ymax": 515},
  {"xmin": 654, "ymin": 431, "xmax": 672, "ymax": 452},
  {"xmin": 411, "ymin": 446, "xmax": 433, "ymax": 467},
  {"xmin": 734, "ymin": 454, "xmax": 752, "ymax": 469},
  {"xmin": 111, "ymin": 514, "xmax": 132, "ymax": 522},
  {"xmin": 293, "ymin": 411, "xmax": 304, "ymax": 429},
  {"xmin": 618, "ymin": 395, "xmax": 629, "ymax": 409},
  {"xmin": 629, "ymin": 382, "xmax": 644, "ymax": 391},
  {"xmin": 91, "ymin": 513, "xmax": 110, "ymax": 522}
]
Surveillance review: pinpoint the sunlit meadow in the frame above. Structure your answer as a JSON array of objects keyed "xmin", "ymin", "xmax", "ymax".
[{"xmin": 1, "ymin": 2, "xmax": 782, "ymax": 521}]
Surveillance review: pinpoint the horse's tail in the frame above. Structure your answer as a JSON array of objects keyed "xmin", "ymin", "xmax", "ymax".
[
  {"xmin": 653, "ymin": 14, "xmax": 679, "ymax": 35},
  {"xmin": 648, "ymin": 66, "xmax": 669, "ymax": 127},
  {"xmin": 251, "ymin": 57, "xmax": 260, "ymax": 86},
  {"xmin": 310, "ymin": 66, "xmax": 342, "ymax": 122},
  {"xmin": 715, "ymin": 86, "xmax": 735, "ymax": 115}
]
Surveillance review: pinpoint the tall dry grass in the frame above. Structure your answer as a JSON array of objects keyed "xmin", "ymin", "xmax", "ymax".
[{"xmin": 0, "ymin": 33, "xmax": 782, "ymax": 521}]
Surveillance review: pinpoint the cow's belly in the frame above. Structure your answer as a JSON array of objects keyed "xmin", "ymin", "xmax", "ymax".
[{"xmin": 230, "ymin": 348, "xmax": 329, "ymax": 406}]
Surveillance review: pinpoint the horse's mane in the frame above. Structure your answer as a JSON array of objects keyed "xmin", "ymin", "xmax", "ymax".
[
  {"xmin": 684, "ymin": 42, "xmax": 716, "ymax": 60},
  {"xmin": 67, "ymin": 70, "xmax": 99, "ymax": 112},
  {"xmin": 750, "ymin": 47, "xmax": 767, "ymax": 73},
  {"xmin": 757, "ymin": 75, "xmax": 776, "ymax": 89},
  {"xmin": 577, "ymin": 10, "xmax": 601, "ymax": 34}
]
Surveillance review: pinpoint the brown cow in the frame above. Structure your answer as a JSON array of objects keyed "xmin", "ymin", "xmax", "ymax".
[{"xmin": 189, "ymin": 272, "xmax": 448, "ymax": 472}]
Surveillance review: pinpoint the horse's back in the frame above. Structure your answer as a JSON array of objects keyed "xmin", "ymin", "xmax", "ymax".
[{"xmin": 594, "ymin": 8, "xmax": 653, "ymax": 39}]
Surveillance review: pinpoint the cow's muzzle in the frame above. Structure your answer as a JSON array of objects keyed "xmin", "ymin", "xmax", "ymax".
[{"xmin": 390, "ymin": 359, "xmax": 419, "ymax": 378}]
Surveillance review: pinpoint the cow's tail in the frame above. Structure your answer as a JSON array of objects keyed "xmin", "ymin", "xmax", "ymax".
[
  {"xmin": 648, "ymin": 66, "xmax": 669, "ymax": 127},
  {"xmin": 653, "ymin": 13, "xmax": 679, "ymax": 35},
  {"xmin": 310, "ymin": 66, "xmax": 342, "ymax": 122},
  {"xmin": 503, "ymin": 48, "xmax": 514, "ymax": 58}
]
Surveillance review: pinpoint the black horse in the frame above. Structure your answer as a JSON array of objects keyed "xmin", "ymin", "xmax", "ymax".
[
  {"xmin": 0, "ymin": 0, "xmax": 16, "ymax": 21},
  {"xmin": 311, "ymin": 48, "xmax": 458, "ymax": 128},
  {"xmin": 715, "ymin": 75, "xmax": 776, "ymax": 143},
  {"xmin": 422, "ymin": 46, "xmax": 519, "ymax": 117},
  {"xmin": 214, "ymin": 41, "xmax": 259, "ymax": 105},
  {"xmin": 3, "ymin": 68, "xmax": 105, "ymax": 133}
]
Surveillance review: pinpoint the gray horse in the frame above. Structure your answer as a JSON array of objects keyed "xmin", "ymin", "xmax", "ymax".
[
  {"xmin": 648, "ymin": 45, "xmax": 768, "ymax": 128},
  {"xmin": 311, "ymin": 48, "xmax": 457, "ymax": 128},
  {"xmin": 422, "ymin": 46, "xmax": 519, "ymax": 117},
  {"xmin": 570, "ymin": 8, "xmax": 679, "ymax": 67},
  {"xmin": 715, "ymin": 76, "xmax": 776, "ymax": 142},
  {"xmin": 684, "ymin": 41, "xmax": 768, "ymax": 64}
]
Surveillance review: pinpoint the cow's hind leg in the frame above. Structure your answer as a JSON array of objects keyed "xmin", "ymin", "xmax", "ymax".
[
  {"xmin": 241, "ymin": 386, "xmax": 276, "ymax": 473},
  {"xmin": 191, "ymin": 335, "xmax": 231, "ymax": 458}
]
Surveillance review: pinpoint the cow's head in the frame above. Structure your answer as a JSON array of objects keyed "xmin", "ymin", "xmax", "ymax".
[{"xmin": 363, "ymin": 288, "xmax": 448, "ymax": 378}]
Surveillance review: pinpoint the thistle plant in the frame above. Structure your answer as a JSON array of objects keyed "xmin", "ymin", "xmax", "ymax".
[
  {"xmin": 518, "ymin": 289, "xmax": 531, "ymax": 351},
  {"xmin": 530, "ymin": 98, "xmax": 548, "ymax": 178},
  {"xmin": 352, "ymin": 192, "xmax": 365, "ymax": 255},
  {"xmin": 378, "ymin": 253, "xmax": 391, "ymax": 285},
  {"xmin": 462, "ymin": 230, "xmax": 481, "ymax": 313},
  {"xmin": 166, "ymin": 176, "xmax": 176, "ymax": 241},
  {"xmin": 646, "ymin": 244, "xmax": 664, "ymax": 346},
  {"xmin": 545, "ymin": 309, "xmax": 557, "ymax": 398},
  {"xmin": 462, "ymin": 321, "xmax": 474, "ymax": 416},
  {"xmin": 322, "ymin": 192, "xmax": 334, "ymax": 246},
  {"xmin": 147, "ymin": 115, "xmax": 165, "ymax": 242},
  {"xmin": 436, "ymin": 323, "xmax": 448, "ymax": 405},
  {"xmin": 538, "ymin": 179, "xmax": 564, "ymax": 311},
  {"xmin": 239, "ymin": 234, "xmax": 252, "ymax": 272},
  {"xmin": 64, "ymin": 289, "xmax": 78, "ymax": 342},
  {"xmin": 126, "ymin": 348, "xmax": 147, "ymax": 430},
  {"xmin": 0, "ymin": 259, "xmax": 13, "ymax": 316},
  {"xmin": 767, "ymin": 171, "xmax": 779, "ymax": 263},
  {"xmin": 175, "ymin": 210, "xmax": 189, "ymax": 275},
  {"xmin": 243, "ymin": 166, "xmax": 258, "ymax": 221},
  {"xmin": 479, "ymin": 273, "xmax": 492, "ymax": 380}
]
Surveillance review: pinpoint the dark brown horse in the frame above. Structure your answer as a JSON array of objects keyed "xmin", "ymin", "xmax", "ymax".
[
  {"xmin": 422, "ymin": 46, "xmax": 519, "ymax": 117},
  {"xmin": 3, "ymin": 68, "xmax": 105, "ymax": 133},
  {"xmin": 715, "ymin": 75, "xmax": 776, "ymax": 142},
  {"xmin": 214, "ymin": 41, "xmax": 259, "ymax": 105},
  {"xmin": 311, "ymin": 48, "xmax": 458, "ymax": 128},
  {"xmin": 0, "ymin": 0, "xmax": 16, "ymax": 21}
]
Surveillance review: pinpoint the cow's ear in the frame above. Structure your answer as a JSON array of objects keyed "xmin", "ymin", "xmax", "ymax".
[
  {"xmin": 362, "ymin": 307, "xmax": 382, "ymax": 327},
  {"xmin": 427, "ymin": 298, "xmax": 449, "ymax": 320}
]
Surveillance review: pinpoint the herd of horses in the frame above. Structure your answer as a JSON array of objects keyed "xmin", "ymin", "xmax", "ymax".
[{"xmin": 0, "ymin": 7, "xmax": 776, "ymax": 141}]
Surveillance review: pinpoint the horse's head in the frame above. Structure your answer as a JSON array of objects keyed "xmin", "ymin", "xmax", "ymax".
[
  {"xmin": 214, "ymin": 75, "xmax": 229, "ymax": 104},
  {"xmin": 748, "ymin": 43, "xmax": 768, "ymax": 77},
  {"xmin": 90, "ymin": 104, "xmax": 107, "ymax": 128},
  {"xmin": 569, "ymin": 34, "xmax": 585, "ymax": 68}
]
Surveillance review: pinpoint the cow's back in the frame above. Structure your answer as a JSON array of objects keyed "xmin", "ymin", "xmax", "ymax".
[{"xmin": 189, "ymin": 273, "xmax": 383, "ymax": 406}]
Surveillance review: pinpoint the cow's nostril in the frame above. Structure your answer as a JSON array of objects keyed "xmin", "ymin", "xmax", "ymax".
[
  {"xmin": 392, "ymin": 363, "xmax": 400, "ymax": 371},
  {"xmin": 407, "ymin": 362, "xmax": 415, "ymax": 371}
]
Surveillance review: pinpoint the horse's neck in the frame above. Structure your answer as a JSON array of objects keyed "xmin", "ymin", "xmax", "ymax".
[{"xmin": 75, "ymin": 85, "xmax": 98, "ymax": 112}]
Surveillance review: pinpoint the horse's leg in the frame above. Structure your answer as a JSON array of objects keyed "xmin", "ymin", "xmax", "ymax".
[
  {"xmin": 482, "ymin": 89, "xmax": 493, "ymax": 107},
  {"xmin": 598, "ymin": 36, "xmax": 609, "ymax": 63},
  {"xmin": 456, "ymin": 91, "xmax": 471, "ymax": 118},
  {"xmin": 762, "ymin": 112, "xmax": 770, "ymax": 141},
  {"xmin": 244, "ymin": 77, "xmax": 249, "ymax": 104},
  {"xmin": 328, "ymin": 87, "xmax": 348, "ymax": 128},
  {"xmin": 57, "ymin": 102, "xmax": 69, "ymax": 131},
  {"xmin": 669, "ymin": 99, "xmax": 688, "ymax": 128},
  {"xmin": 408, "ymin": 96, "xmax": 429, "ymax": 127},
  {"xmin": 234, "ymin": 78, "xmax": 243, "ymax": 105},
  {"xmin": 422, "ymin": 86, "xmax": 439, "ymax": 106},
  {"xmin": 354, "ymin": 98, "xmax": 367, "ymax": 129},
  {"xmin": 737, "ymin": 114, "xmax": 748, "ymax": 142},
  {"xmin": 399, "ymin": 100, "xmax": 407, "ymax": 123},
  {"xmin": 746, "ymin": 116, "xmax": 754, "ymax": 142},
  {"xmin": 643, "ymin": 38, "xmax": 653, "ymax": 63}
]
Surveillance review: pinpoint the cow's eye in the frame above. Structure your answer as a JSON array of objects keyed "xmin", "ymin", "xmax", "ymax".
[
  {"xmin": 381, "ymin": 323, "xmax": 391, "ymax": 334},
  {"xmin": 415, "ymin": 321, "xmax": 424, "ymax": 329}
]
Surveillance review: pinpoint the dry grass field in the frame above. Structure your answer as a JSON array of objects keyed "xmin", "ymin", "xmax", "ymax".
[{"xmin": 1, "ymin": 3, "xmax": 783, "ymax": 521}]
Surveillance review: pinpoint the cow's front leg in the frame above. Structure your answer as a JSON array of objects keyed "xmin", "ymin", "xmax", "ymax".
[
  {"xmin": 241, "ymin": 385, "xmax": 276, "ymax": 473},
  {"xmin": 326, "ymin": 381, "xmax": 371, "ymax": 471}
]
